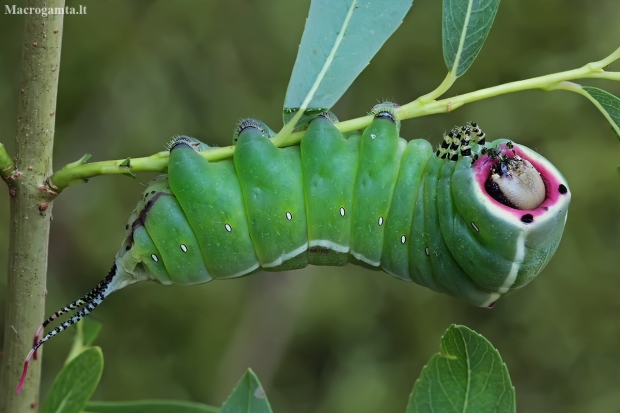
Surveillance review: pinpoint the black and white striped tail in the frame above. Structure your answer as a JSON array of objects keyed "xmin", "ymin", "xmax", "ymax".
[{"xmin": 16, "ymin": 264, "xmax": 117, "ymax": 393}]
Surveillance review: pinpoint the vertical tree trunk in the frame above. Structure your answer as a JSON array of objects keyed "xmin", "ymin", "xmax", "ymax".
[{"xmin": 0, "ymin": 1, "xmax": 65, "ymax": 411}]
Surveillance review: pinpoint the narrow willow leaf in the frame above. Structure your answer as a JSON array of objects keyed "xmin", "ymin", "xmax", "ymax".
[
  {"xmin": 581, "ymin": 86, "xmax": 620, "ymax": 141},
  {"xmin": 84, "ymin": 400, "xmax": 219, "ymax": 413},
  {"xmin": 443, "ymin": 0, "xmax": 500, "ymax": 77},
  {"xmin": 219, "ymin": 369, "xmax": 272, "ymax": 413},
  {"xmin": 407, "ymin": 325, "xmax": 515, "ymax": 413},
  {"xmin": 42, "ymin": 347, "xmax": 104, "ymax": 413},
  {"xmin": 283, "ymin": 0, "xmax": 413, "ymax": 124}
]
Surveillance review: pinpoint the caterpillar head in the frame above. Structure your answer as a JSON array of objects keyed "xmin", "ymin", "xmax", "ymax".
[
  {"xmin": 486, "ymin": 151, "xmax": 546, "ymax": 210},
  {"xmin": 448, "ymin": 128, "xmax": 570, "ymax": 306},
  {"xmin": 472, "ymin": 140, "xmax": 570, "ymax": 225}
]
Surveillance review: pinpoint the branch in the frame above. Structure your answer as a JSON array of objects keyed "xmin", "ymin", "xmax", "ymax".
[
  {"xmin": 47, "ymin": 47, "xmax": 620, "ymax": 193},
  {"xmin": 0, "ymin": 1, "xmax": 65, "ymax": 411}
]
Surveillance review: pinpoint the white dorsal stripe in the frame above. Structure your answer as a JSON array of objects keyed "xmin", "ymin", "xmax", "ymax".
[
  {"xmin": 262, "ymin": 243, "xmax": 309, "ymax": 268},
  {"xmin": 349, "ymin": 250, "xmax": 381, "ymax": 267},
  {"xmin": 308, "ymin": 239, "xmax": 349, "ymax": 253},
  {"xmin": 221, "ymin": 262, "xmax": 260, "ymax": 279},
  {"xmin": 498, "ymin": 233, "xmax": 525, "ymax": 293}
]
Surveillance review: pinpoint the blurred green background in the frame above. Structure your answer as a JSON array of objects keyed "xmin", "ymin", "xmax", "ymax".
[{"xmin": 1, "ymin": 0, "xmax": 620, "ymax": 412}]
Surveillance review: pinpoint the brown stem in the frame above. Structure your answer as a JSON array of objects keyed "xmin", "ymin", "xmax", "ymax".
[{"xmin": 0, "ymin": 1, "xmax": 65, "ymax": 411}]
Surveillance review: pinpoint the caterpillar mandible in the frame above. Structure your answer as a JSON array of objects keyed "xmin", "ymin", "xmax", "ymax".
[{"xmin": 18, "ymin": 103, "xmax": 570, "ymax": 390}]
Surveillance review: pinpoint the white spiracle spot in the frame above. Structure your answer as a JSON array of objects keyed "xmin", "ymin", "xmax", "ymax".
[
  {"xmin": 339, "ymin": 207, "xmax": 345, "ymax": 217},
  {"xmin": 225, "ymin": 223, "xmax": 232, "ymax": 232},
  {"xmin": 378, "ymin": 216, "xmax": 384, "ymax": 226},
  {"xmin": 425, "ymin": 247, "xmax": 430, "ymax": 256},
  {"xmin": 180, "ymin": 244, "xmax": 188, "ymax": 253},
  {"xmin": 471, "ymin": 222, "xmax": 480, "ymax": 232},
  {"xmin": 370, "ymin": 133, "xmax": 376, "ymax": 139},
  {"xmin": 286, "ymin": 211, "xmax": 292, "ymax": 221},
  {"xmin": 151, "ymin": 254, "xmax": 159, "ymax": 262},
  {"xmin": 401, "ymin": 235, "xmax": 406, "ymax": 244}
]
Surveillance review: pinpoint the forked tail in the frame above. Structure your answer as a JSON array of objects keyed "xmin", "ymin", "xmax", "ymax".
[{"xmin": 16, "ymin": 264, "xmax": 117, "ymax": 393}]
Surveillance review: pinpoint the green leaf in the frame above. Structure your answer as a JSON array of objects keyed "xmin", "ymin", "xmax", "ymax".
[
  {"xmin": 443, "ymin": 0, "xmax": 500, "ymax": 77},
  {"xmin": 219, "ymin": 369, "xmax": 272, "ymax": 413},
  {"xmin": 81, "ymin": 318, "xmax": 103, "ymax": 347},
  {"xmin": 42, "ymin": 347, "xmax": 104, "ymax": 413},
  {"xmin": 283, "ymin": 0, "xmax": 413, "ymax": 123},
  {"xmin": 66, "ymin": 318, "xmax": 103, "ymax": 364},
  {"xmin": 581, "ymin": 86, "xmax": 620, "ymax": 141},
  {"xmin": 83, "ymin": 400, "xmax": 219, "ymax": 413},
  {"xmin": 407, "ymin": 325, "xmax": 515, "ymax": 413}
]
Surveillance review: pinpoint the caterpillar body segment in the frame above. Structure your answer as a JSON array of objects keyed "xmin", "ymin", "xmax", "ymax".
[
  {"xmin": 168, "ymin": 138, "xmax": 260, "ymax": 279},
  {"xmin": 419, "ymin": 153, "xmax": 494, "ymax": 304},
  {"xmin": 20, "ymin": 109, "xmax": 571, "ymax": 390},
  {"xmin": 380, "ymin": 139, "xmax": 434, "ymax": 282},
  {"xmin": 233, "ymin": 122, "xmax": 309, "ymax": 270},
  {"xmin": 349, "ymin": 111, "xmax": 408, "ymax": 267},
  {"xmin": 301, "ymin": 114, "xmax": 361, "ymax": 266}
]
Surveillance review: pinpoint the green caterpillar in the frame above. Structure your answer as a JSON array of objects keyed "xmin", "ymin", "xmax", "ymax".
[{"xmin": 18, "ymin": 104, "xmax": 570, "ymax": 390}]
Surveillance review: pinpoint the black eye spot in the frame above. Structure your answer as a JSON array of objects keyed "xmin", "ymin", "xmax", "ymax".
[
  {"xmin": 125, "ymin": 224, "xmax": 129, "ymax": 230},
  {"xmin": 521, "ymin": 214, "xmax": 534, "ymax": 224},
  {"xmin": 558, "ymin": 184, "xmax": 567, "ymax": 194}
]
